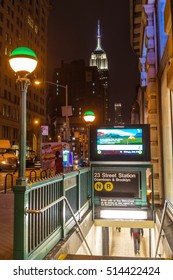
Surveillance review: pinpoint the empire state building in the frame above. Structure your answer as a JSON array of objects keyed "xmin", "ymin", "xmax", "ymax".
[{"xmin": 90, "ymin": 20, "xmax": 109, "ymax": 123}]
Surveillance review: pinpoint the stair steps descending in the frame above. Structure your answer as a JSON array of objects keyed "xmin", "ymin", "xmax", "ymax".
[{"xmin": 57, "ymin": 254, "xmax": 164, "ymax": 260}]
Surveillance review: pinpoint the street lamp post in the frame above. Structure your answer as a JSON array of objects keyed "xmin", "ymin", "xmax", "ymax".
[
  {"xmin": 33, "ymin": 119, "xmax": 43, "ymax": 162},
  {"xmin": 83, "ymin": 110, "xmax": 96, "ymax": 123},
  {"xmin": 35, "ymin": 80, "xmax": 69, "ymax": 141},
  {"xmin": 9, "ymin": 47, "xmax": 38, "ymax": 186},
  {"xmin": 58, "ymin": 84, "xmax": 69, "ymax": 141},
  {"xmin": 83, "ymin": 110, "xmax": 95, "ymax": 161}
]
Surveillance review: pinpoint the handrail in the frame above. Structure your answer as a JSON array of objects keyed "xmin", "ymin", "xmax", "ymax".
[
  {"xmin": 155, "ymin": 200, "xmax": 173, "ymax": 257},
  {"xmin": 25, "ymin": 195, "xmax": 92, "ymax": 256}
]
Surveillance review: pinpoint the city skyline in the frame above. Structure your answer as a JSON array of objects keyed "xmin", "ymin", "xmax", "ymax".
[{"xmin": 47, "ymin": 0, "xmax": 140, "ymax": 123}]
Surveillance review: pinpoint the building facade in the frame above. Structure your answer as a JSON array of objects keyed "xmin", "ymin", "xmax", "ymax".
[
  {"xmin": 0, "ymin": 0, "xmax": 51, "ymax": 155},
  {"xmin": 130, "ymin": 0, "xmax": 173, "ymax": 205},
  {"xmin": 160, "ymin": 0, "xmax": 173, "ymax": 203}
]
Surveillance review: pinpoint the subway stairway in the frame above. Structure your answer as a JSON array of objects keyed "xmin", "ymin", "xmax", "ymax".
[
  {"xmin": 1, "ymin": 192, "xmax": 173, "ymax": 260},
  {"xmin": 44, "ymin": 208, "xmax": 173, "ymax": 260}
]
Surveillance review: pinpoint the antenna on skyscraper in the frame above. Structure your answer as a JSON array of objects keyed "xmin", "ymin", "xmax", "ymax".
[{"xmin": 96, "ymin": 19, "xmax": 102, "ymax": 51}]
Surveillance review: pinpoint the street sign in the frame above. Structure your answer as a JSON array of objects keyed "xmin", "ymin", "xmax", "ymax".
[
  {"xmin": 93, "ymin": 171, "xmax": 140, "ymax": 198},
  {"xmin": 41, "ymin": 125, "xmax": 48, "ymax": 136},
  {"xmin": 61, "ymin": 105, "xmax": 73, "ymax": 116}
]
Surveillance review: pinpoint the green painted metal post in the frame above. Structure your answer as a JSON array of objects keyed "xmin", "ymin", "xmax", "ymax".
[
  {"xmin": 12, "ymin": 77, "xmax": 30, "ymax": 259},
  {"xmin": 62, "ymin": 175, "xmax": 66, "ymax": 239},
  {"xmin": 12, "ymin": 185, "xmax": 29, "ymax": 260},
  {"xmin": 78, "ymin": 171, "xmax": 81, "ymax": 220},
  {"xmin": 91, "ymin": 166, "xmax": 95, "ymax": 221},
  {"xmin": 151, "ymin": 164, "xmax": 155, "ymax": 215},
  {"xmin": 141, "ymin": 167, "xmax": 148, "ymax": 207},
  {"xmin": 88, "ymin": 168, "xmax": 92, "ymax": 207}
]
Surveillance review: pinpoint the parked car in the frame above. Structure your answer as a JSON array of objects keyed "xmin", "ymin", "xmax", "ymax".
[
  {"xmin": 0, "ymin": 151, "xmax": 18, "ymax": 171},
  {"xmin": 0, "ymin": 140, "xmax": 18, "ymax": 171}
]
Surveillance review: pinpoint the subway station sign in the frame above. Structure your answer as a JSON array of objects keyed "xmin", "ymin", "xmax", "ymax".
[{"xmin": 93, "ymin": 171, "xmax": 139, "ymax": 198}]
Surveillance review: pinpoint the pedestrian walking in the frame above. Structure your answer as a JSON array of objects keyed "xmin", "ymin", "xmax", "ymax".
[
  {"xmin": 54, "ymin": 151, "xmax": 63, "ymax": 174},
  {"xmin": 130, "ymin": 228, "xmax": 144, "ymax": 255}
]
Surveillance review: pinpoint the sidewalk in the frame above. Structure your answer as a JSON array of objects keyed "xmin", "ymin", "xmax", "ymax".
[{"xmin": 0, "ymin": 191, "xmax": 14, "ymax": 260}]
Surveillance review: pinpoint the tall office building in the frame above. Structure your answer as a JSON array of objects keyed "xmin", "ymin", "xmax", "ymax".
[
  {"xmin": 114, "ymin": 103, "xmax": 124, "ymax": 125},
  {"xmin": 0, "ymin": 0, "xmax": 51, "ymax": 152},
  {"xmin": 47, "ymin": 59, "xmax": 105, "ymax": 140},
  {"xmin": 90, "ymin": 20, "xmax": 109, "ymax": 123},
  {"xmin": 46, "ymin": 59, "xmax": 105, "ymax": 156}
]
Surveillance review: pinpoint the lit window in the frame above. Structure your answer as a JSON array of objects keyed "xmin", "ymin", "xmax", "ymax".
[
  {"xmin": 35, "ymin": 25, "xmax": 38, "ymax": 34},
  {"xmin": 27, "ymin": 15, "xmax": 34, "ymax": 29},
  {"xmin": 5, "ymin": 47, "xmax": 8, "ymax": 55}
]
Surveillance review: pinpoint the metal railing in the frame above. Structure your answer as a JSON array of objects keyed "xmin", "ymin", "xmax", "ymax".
[
  {"xmin": 25, "ymin": 196, "xmax": 92, "ymax": 255},
  {"xmin": 155, "ymin": 200, "xmax": 173, "ymax": 258},
  {"xmin": 2, "ymin": 168, "xmax": 56, "ymax": 192},
  {"xmin": 12, "ymin": 167, "xmax": 91, "ymax": 260}
]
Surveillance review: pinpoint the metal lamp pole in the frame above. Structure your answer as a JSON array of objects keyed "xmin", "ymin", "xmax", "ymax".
[
  {"xmin": 17, "ymin": 78, "xmax": 30, "ymax": 185},
  {"xmin": 9, "ymin": 47, "xmax": 38, "ymax": 260},
  {"xmin": 83, "ymin": 110, "xmax": 95, "ymax": 161},
  {"xmin": 64, "ymin": 84, "xmax": 69, "ymax": 141},
  {"xmin": 9, "ymin": 47, "xmax": 38, "ymax": 185},
  {"xmin": 35, "ymin": 80, "xmax": 69, "ymax": 141},
  {"xmin": 55, "ymin": 83, "xmax": 69, "ymax": 141}
]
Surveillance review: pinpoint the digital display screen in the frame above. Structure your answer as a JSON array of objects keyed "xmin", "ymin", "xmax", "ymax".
[
  {"xmin": 90, "ymin": 125, "xmax": 150, "ymax": 162},
  {"xmin": 97, "ymin": 128, "xmax": 143, "ymax": 156}
]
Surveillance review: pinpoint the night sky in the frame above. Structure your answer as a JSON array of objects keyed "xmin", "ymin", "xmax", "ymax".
[{"xmin": 47, "ymin": 0, "xmax": 140, "ymax": 123}]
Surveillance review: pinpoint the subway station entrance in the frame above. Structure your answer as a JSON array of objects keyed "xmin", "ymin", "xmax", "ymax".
[{"xmin": 90, "ymin": 162, "xmax": 154, "ymax": 257}]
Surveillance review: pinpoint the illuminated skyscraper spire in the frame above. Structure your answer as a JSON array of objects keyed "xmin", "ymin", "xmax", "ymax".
[
  {"xmin": 90, "ymin": 19, "xmax": 108, "ymax": 70},
  {"xmin": 96, "ymin": 19, "xmax": 103, "ymax": 51},
  {"xmin": 89, "ymin": 20, "xmax": 109, "ymax": 124}
]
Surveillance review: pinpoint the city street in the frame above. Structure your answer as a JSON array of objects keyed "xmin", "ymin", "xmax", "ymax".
[{"xmin": 0, "ymin": 169, "xmax": 43, "ymax": 192}]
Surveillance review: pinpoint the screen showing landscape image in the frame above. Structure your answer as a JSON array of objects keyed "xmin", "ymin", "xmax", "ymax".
[{"xmin": 97, "ymin": 128, "xmax": 143, "ymax": 156}]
